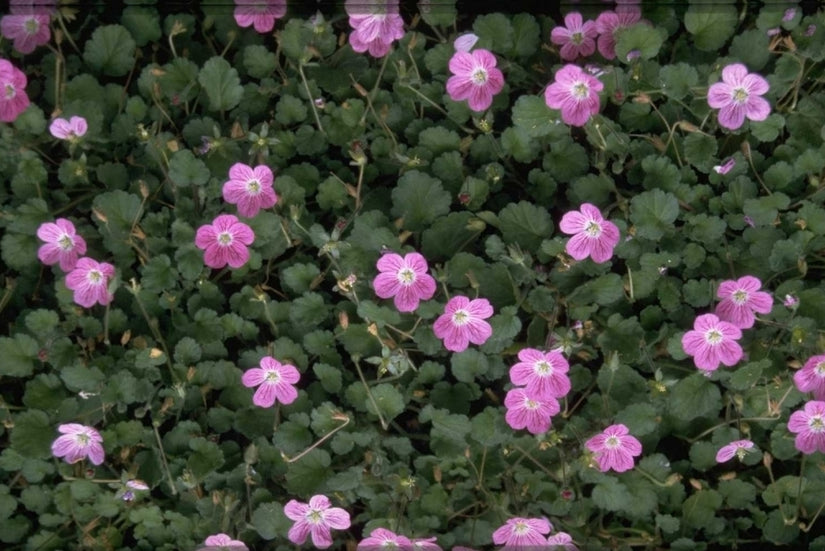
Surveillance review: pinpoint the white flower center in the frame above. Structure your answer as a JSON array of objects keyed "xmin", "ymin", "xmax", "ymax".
[
  {"xmin": 217, "ymin": 231, "xmax": 233, "ymax": 246},
  {"xmin": 5, "ymin": 84, "xmax": 15, "ymax": 99},
  {"xmin": 87, "ymin": 270, "xmax": 103, "ymax": 284},
  {"xmin": 264, "ymin": 370, "xmax": 280, "ymax": 383},
  {"xmin": 524, "ymin": 398, "xmax": 539, "ymax": 410},
  {"xmin": 75, "ymin": 432, "xmax": 90, "ymax": 446},
  {"xmin": 572, "ymin": 82, "xmax": 589, "ymax": 99},
  {"xmin": 732, "ymin": 87, "xmax": 749, "ymax": 104},
  {"xmin": 571, "ymin": 31, "xmax": 584, "ymax": 45},
  {"xmin": 732, "ymin": 289, "xmax": 749, "ymax": 305},
  {"xmin": 808, "ymin": 415, "xmax": 825, "ymax": 433},
  {"xmin": 452, "ymin": 309, "xmax": 470, "ymax": 326},
  {"xmin": 472, "ymin": 68, "xmax": 488, "ymax": 85},
  {"xmin": 705, "ymin": 329, "xmax": 723, "ymax": 345},
  {"xmin": 58, "ymin": 234, "xmax": 74, "ymax": 251},
  {"xmin": 604, "ymin": 435, "xmax": 621, "ymax": 449},
  {"xmin": 513, "ymin": 521, "xmax": 530, "ymax": 535},
  {"xmin": 816, "ymin": 362, "xmax": 825, "ymax": 377},
  {"xmin": 534, "ymin": 360, "xmax": 553, "ymax": 375},
  {"xmin": 306, "ymin": 509, "xmax": 323, "ymax": 524},
  {"xmin": 397, "ymin": 267, "xmax": 416, "ymax": 285},
  {"xmin": 585, "ymin": 220, "xmax": 602, "ymax": 237},
  {"xmin": 246, "ymin": 179, "xmax": 261, "ymax": 195},
  {"xmin": 24, "ymin": 17, "xmax": 39, "ymax": 35}
]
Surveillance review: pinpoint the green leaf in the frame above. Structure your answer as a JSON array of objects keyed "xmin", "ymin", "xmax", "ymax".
[
  {"xmin": 473, "ymin": 13, "xmax": 513, "ymax": 55},
  {"xmin": 419, "ymin": 0, "xmax": 456, "ymax": 26},
  {"xmin": 615, "ymin": 403, "xmax": 659, "ymax": 436},
  {"xmin": 510, "ymin": 13, "xmax": 540, "ymax": 58},
  {"xmin": 285, "ymin": 449, "xmax": 332, "ymax": 495},
  {"xmin": 159, "ymin": 58, "xmax": 200, "ymax": 103},
  {"xmin": 615, "ymin": 23, "xmax": 667, "ymax": 61},
  {"xmin": 592, "ymin": 477, "xmax": 631, "ymax": 512},
  {"xmin": 684, "ymin": 6, "xmax": 738, "ymax": 51},
  {"xmin": 501, "ymin": 126, "xmax": 540, "ymax": 163},
  {"xmin": 275, "ymin": 95, "xmax": 308, "ymax": 126},
  {"xmin": 421, "ymin": 212, "xmax": 483, "ymax": 260},
  {"xmin": 391, "ymin": 171, "xmax": 451, "ymax": 232},
  {"xmin": 719, "ymin": 479, "xmax": 757, "ymax": 509},
  {"xmin": 357, "ymin": 300, "xmax": 401, "ymax": 328},
  {"xmin": 251, "ymin": 502, "xmax": 291, "ymax": 540},
  {"xmin": 198, "ymin": 57, "xmax": 244, "ymax": 112},
  {"xmin": 451, "ymin": 349, "xmax": 489, "ymax": 383},
  {"xmin": 668, "ymin": 373, "xmax": 722, "ymax": 421},
  {"xmin": 750, "ymin": 113, "xmax": 785, "ymax": 143},
  {"xmin": 763, "ymin": 508, "xmax": 799, "ymax": 544},
  {"xmin": 480, "ymin": 306, "xmax": 522, "ymax": 354},
  {"xmin": 422, "ymin": 406, "xmax": 471, "ymax": 456},
  {"xmin": 243, "ymin": 45, "xmax": 278, "ymax": 79},
  {"xmin": 743, "ymin": 193, "xmax": 790, "ymax": 227},
  {"xmin": 682, "ymin": 490, "xmax": 723, "ymax": 530},
  {"xmin": 470, "ymin": 407, "xmax": 511, "ymax": 446},
  {"xmin": 660, "ymin": 63, "xmax": 699, "ymax": 100},
  {"xmin": 683, "ymin": 133, "xmax": 718, "ymax": 171},
  {"xmin": 729, "ymin": 29, "xmax": 772, "ymax": 71},
  {"xmin": 542, "ymin": 138, "xmax": 589, "ymax": 183},
  {"xmin": 630, "ymin": 189, "xmax": 680, "ymax": 240},
  {"xmin": 313, "ymin": 363, "xmax": 342, "ymax": 393},
  {"xmin": 279, "ymin": 18, "xmax": 313, "ymax": 60},
  {"xmin": 10, "ymin": 410, "xmax": 52, "ymax": 458},
  {"xmin": 511, "ymin": 95, "xmax": 562, "ymax": 138},
  {"xmin": 83, "ymin": 25, "xmax": 136, "ymax": 76},
  {"xmin": 729, "ymin": 359, "xmax": 769, "ymax": 390},
  {"xmin": 0, "ymin": 335, "xmax": 39, "ymax": 377},
  {"xmin": 121, "ymin": 7, "xmax": 161, "ymax": 47},
  {"xmin": 418, "ymin": 127, "xmax": 461, "ymax": 156},
  {"xmin": 687, "ymin": 214, "xmax": 726, "ymax": 245},
  {"xmin": 498, "ymin": 201, "xmax": 554, "ymax": 251},
  {"xmin": 365, "ymin": 384, "xmax": 405, "ymax": 422},
  {"xmin": 168, "ymin": 150, "xmax": 210, "ymax": 188},
  {"xmin": 281, "ymin": 263, "xmax": 321, "ymax": 295},
  {"xmin": 141, "ymin": 254, "xmax": 179, "ymax": 292}
]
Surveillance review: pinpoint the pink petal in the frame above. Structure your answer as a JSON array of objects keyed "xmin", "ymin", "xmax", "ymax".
[
  {"xmin": 745, "ymin": 96, "xmax": 771, "ymax": 122},
  {"xmin": 242, "ymin": 368, "xmax": 266, "ymax": 387},
  {"xmin": 721, "ymin": 63, "xmax": 748, "ymax": 85},
  {"xmin": 559, "ymin": 210, "xmax": 588, "ymax": 234},
  {"xmin": 707, "ymin": 83, "xmax": 731, "ymax": 109},
  {"xmin": 323, "ymin": 507, "xmax": 351, "ymax": 529}
]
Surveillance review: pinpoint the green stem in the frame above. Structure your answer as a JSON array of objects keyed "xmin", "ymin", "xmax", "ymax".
[{"xmin": 153, "ymin": 421, "xmax": 177, "ymax": 495}]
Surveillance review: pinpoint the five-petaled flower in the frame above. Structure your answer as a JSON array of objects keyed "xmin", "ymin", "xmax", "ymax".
[
  {"xmin": 445, "ymin": 48, "xmax": 505, "ymax": 112},
  {"xmin": 284, "ymin": 495, "xmax": 351, "ymax": 549},
  {"xmin": 202, "ymin": 533, "xmax": 249, "ymax": 551},
  {"xmin": 559, "ymin": 203, "xmax": 620, "ymax": 263},
  {"xmin": 356, "ymin": 527, "xmax": 412, "ymax": 551},
  {"xmin": 345, "ymin": 0, "xmax": 405, "ymax": 58},
  {"xmin": 432, "ymin": 295, "xmax": 493, "ymax": 352},
  {"xmin": 233, "ymin": 0, "xmax": 286, "ymax": 34},
  {"xmin": 372, "ymin": 251, "xmax": 436, "ymax": 312},
  {"xmin": 509, "ymin": 348, "xmax": 571, "ymax": 399},
  {"xmin": 242, "ymin": 356, "xmax": 300, "ymax": 408},
  {"xmin": 585, "ymin": 423, "xmax": 642, "ymax": 473},
  {"xmin": 37, "ymin": 218, "xmax": 87, "ymax": 272},
  {"xmin": 595, "ymin": 6, "xmax": 642, "ymax": 60},
  {"xmin": 716, "ymin": 439, "xmax": 755, "ymax": 463},
  {"xmin": 0, "ymin": 11, "xmax": 50, "ymax": 54},
  {"xmin": 793, "ymin": 354, "xmax": 825, "ymax": 400},
  {"xmin": 492, "ymin": 517, "xmax": 553, "ymax": 549},
  {"xmin": 545, "ymin": 64, "xmax": 603, "ymax": 127},
  {"xmin": 0, "ymin": 58, "xmax": 30, "ymax": 122},
  {"xmin": 714, "ymin": 275, "xmax": 773, "ymax": 329},
  {"xmin": 65, "ymin": 257, "xmax": 116, "ymax": 308},
  {"xmin": 222, "ymin": 162, "xmax": 278, "ymax": 218},
  {"xmin": 707, "ymin": 63, "xmax": 771, "ymax": 130},
  {"xmin": 49, "ymin": 116, "xmax": 88, "ymax": 141},
  {"xmin": 681, "ymin": 313, "xmax": 744, "ymax": 372},
  {"xmin": 788, "ymin": 400, "xmax": 825, "ymax": 454},
  {"xmin": 195, "ymin": 214, "xmax": 255, "ymax": 269},
  {"xmin": 551, "ymin": 12, "xmax": 598, "ymax": 61},
  {"xmin": 51, "ymin": 423, "xmax": 104, "ymax": 465},
  {"xmin": 504, "ymin": 387, "xmax": 560, "ymax": 434}
]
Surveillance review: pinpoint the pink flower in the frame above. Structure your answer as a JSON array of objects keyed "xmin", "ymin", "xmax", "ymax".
[
  {"xmin": 714, "ymin": 276, "xmax": 773, "ymax": 329},
  {"xmin": 0, "ymin": 12, "xmax": 50, "ymax": 54},
  {"xmin": 49, "ymin": 116, "xmax": 88, "ymax": 141},
  {"xmin": 509, "ymin": 348, "xmax": 571, "ymax": 399},
  {"xmin": 544, "ymin": 64, "xmax": 603, "ymax": 127},
  {"xmin": 0, "ymin": 58, "xmax": 30, "ymax": 123},
  {"xmin": 222, "ymin": 162, "xmax": 278, "ymax": 218},
  {"xmin": 504, "ymin": 387, "xmax": 560, "ymax": 434},
  {"xmin": 585, "ymin": 423, "xmax": 642, "ymax": 473},
  {"xmin": 715, "ymin": 439, "xmax": 754, "ymax": 463},
  {"xmin": 37, "ymin": 218, "xmax": 87, "ymax": 271},
  {"xmin": 713, "ymin": 158, "xmax": 735, "ymax": 175},
  {"xmin": 51, "ymin": 423, "xmax": 104, "ymax": 465},
  {"xmin": 65, "ymin": 257, "xmax": 116, "ymax": 308},
  {"xmin": 492, "ymin": 517, "xmax": 553, "ymax": 549},
  {"xmin": 453, "ymin": 33, "xmax": 479, "ymax": 53},
  {"xmin": 241, "ymin": 356, "xmax": 300, "ymax": 408},
  {"xmin": 357, "ymin": 528, "xmax": 412, "ymax": 551},
  {"xmin": 707, "ymin": 63, "xmax": 771, "ymax": 130},
  {"xmin": 594, "ymin": 6, "xmax": 642, "ymax": 60},
  {"xmin": 788, "ymin": 400, "xmax": 825, "ymax": 454},
  {"xmin": 195, "ymin": 214, "xmax": 255, "ymax": 269},
  {"xmin": 784, "ymin": 294, "xmax": 799, "ymax": 308},
  {"xmin": 445, "ymin": 48, "xmax": 505, "ymax": 112},
  {"xmin": 793, "ymin": 355, "xmax": 825, "ymax": 400},
  {"xmin": 412, "ymin": 537, "xmax": 442, "ymax": 551},
  {"xmin": 372, "ymin": 252, "xmax": 436, "ymax": 312},
  {"xmin": 233, "ymin": 0, "xmax": 286, "ymax": 33},
  {"xmin": 432, "ymin": 295, "xmax": 493, "ymax": 352},
  {"xmin": 345, "ymin": 0, "xmax": 405, "ymax": 58},
  {"xmin": 680, "ymin": 314, "xmax": 744, "ymax": 372},
  {"xmin": 550, "ymin": 12, "xmax": 598, "ymax": 61},
  {"xmin": 284, "ymin": 495, "xmax": 351, "ymax": 549},
  {"xmin": 202, "ymin": 533, "xmax": 249, "ymax": 551},
  {"xmin": 547, "ymin": 532, "xmax": 578, "ymax": 551},
  {"xmin": 559, "ymin": 203, "xmax": 619, "ymax": 263}
]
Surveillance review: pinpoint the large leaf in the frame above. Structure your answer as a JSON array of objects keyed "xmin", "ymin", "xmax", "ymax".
[{"xmin": 198, "ymin": 57, "xmax": 244, "ymax": 112}]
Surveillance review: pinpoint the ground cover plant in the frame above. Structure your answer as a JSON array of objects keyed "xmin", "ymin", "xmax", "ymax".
[{"xmin": 2, "ymin": 1, "xmax": 825, "ymax": 549}]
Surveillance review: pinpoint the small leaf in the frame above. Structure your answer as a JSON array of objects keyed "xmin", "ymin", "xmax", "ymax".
[
  {"xmin": 498, "ymin": 201, "xmax": 554, "ymax": 251},
  {"xmin": 391, "ymin": 171, "xmax": 451, "ymax": 232},
  {"xmin": 0, "ymin": 335, "xmax": 40, "ymax": 377},
  {"xmin": 630, "ymin": 189, "xmax": 680, "ymax": 240},
  {"xmin": 668, "ymin": 373, "xmax": 722, "ymax": 421},
  {"xmin": 198, "ymin": 57, "xmax": 244, "ymax": 112},
  {"xmin": 167, "ymin": 149, "xmax": 210, "ymax": 188},
  {"xmin": 615, "ymin": 23, "xmax": 667, "ymax": 61}
]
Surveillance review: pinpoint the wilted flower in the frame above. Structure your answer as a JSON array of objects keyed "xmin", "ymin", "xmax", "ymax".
[
  {"xmin": 284, "ymin": 495, "xmax": 351, "ymax": 549},
  {"xmin": 65, "ymin": 257, "xmax": 116, "ymax": 308},
  {"xmin": 445, "ymin": 48, "xmax": 505, "ymax": 112},
  {"xmin": 707, "ymin": 63, "xmax": 771, "ymax": 130},
  {"xmin": 713, "ymin": 158, "xmax": 736, "ymax": 174},
  {"xmin": 544, "ymin": 64, "xmax": 603, "ymax": 126},
  {"xmin": 783, "ymin": 294, "xmax": 799, "ymax": 308},
  {"xmin": 585, "ymin": 423, "xmax": 642, "ymax": 472},
  {"xmin": 233, "ymin": 0, "xmax": 286, "ymax": 33},
  {"xmin": 51, "ymin": 424, "xmax": 104, "ymax": 465},
  {"xmin": 681, "ymin": 313, "xmax": 743, "ymax": 372},
  {"xmin": 550, "ymin": 12, "xmax": 598, "ymax": 61}
]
